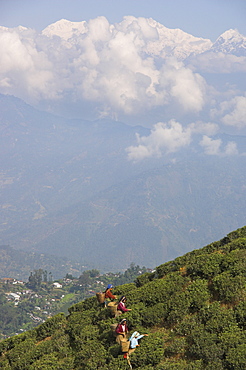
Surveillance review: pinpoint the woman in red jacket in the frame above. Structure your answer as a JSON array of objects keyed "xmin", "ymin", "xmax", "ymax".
[
  {"xmin": 105, "ymin": 284, "xmax": 116, "ymax": 300},
  {"xmin": 101, "ymin": 284, "xmax": 117, "ymax": 307},
  {"xmin": 117, "ymin": 296, "xmax": 132, "ymax": 313},
  {"xmin": 115, "ymin": 318, "xmax": 128, "ymax": 344}
]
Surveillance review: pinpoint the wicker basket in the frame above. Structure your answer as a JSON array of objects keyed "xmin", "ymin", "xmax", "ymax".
[
  {"xmin": 107, "ymin": 301, "xmax": 118, "ymax": 314},
  {"xmin": 121, "ymin": 340, "xmax": 130, "ymax": 352},
  {"xmin": 110, "ymin": 323, "xmax": 118, "ymax": 333},
  {"xmin": 96, "ymin": 292, "xmax": 105, "ymax": 303}
]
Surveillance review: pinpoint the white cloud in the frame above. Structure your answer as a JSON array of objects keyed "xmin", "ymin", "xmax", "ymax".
[
  {"xmin": 159, "ymin": 59, "xmax": 206, "ymax": 112},
  {"xmin": 0, "ymin": 16, "xmax": 245, "ymax": 129},
  {"xmin": 0, "ymin": 17, "xmax": 208, "ymax": 118},
  {"xmin": 188, "ymin": 52, "xmax": 246, "ymax": 73},
  {"xmin": 199, "ymin": 135, "xmax": 238, "ymax": 156},
  {"xmin": 188, "ymin": 121, "xmax": 219, "ymax": 136},
  {"xmin": 126, "ymin": 119, "xmax": 239, "ymax": 161},
  {"xmin": 199, "ymin": 135, "xmax": 222, "ymax": 155},
  {"xmin": 220, "ymin": 96, "xmax": 246, "ymax": 128},
  {"xmin": 0, "ymin": 28, "xmax": 55, "ymax": 102},
  {"xmin": 224, "ymin": 141, "xmax": 239, "ymax": 155},
  {"xmin": 126, "ymin": 119, "xmax": 192, "ymax": 161}
]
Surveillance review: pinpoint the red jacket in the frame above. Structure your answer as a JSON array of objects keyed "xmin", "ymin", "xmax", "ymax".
[
  {"xmin": 105, "ymin": 289, "xmax": 116, "ymax": 300},
  {"xmin": 117, "ymin": 301, "xmax": 130, "ymax": 312},
  {"xmin": 116, "ymin": 323, "xmax": 128, "ymax": 334}
]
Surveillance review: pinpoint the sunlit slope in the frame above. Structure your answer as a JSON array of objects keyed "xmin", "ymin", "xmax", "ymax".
[{"xmin": 0, "ymin": 226, "xmax": 245, "ymax": 369}]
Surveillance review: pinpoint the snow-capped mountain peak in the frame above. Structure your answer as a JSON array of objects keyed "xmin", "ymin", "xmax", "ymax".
[
  {"xmin": 9, "ymin": 17, "xmax": 246, "ymax": 60},
  {"xmin": 145, "ymin": 18, "xmax": 212, "ymax": 59},
  {"xmin": 42, "ymin": 19, "xmax": 87, "ymax": 40},
  {"xmin": 41, "ymin": 17, "xmax": 213, "ymax": 60},
  {"xmin": 219, "ymin": 29, "xmax": 242, "ymax": 42},
  {"xmin": 211, "ymin": 29, "xmax": 246, "ymax": 56}
]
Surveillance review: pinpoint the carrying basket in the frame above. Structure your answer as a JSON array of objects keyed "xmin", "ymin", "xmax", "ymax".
[
  {"xmin": 110, "ymin": 323, "xmax": 118, "ymax": 335},
  {"xmin": 107, "ymin": 301, "xmax": 118, "ymax": 314},
  {"xmin": 96, "ymin": 292, "xmax": 105, "ymax": 303},
  {"xmin": 121, "ymin": 339, "xmax": 130, "ymax": 352}
]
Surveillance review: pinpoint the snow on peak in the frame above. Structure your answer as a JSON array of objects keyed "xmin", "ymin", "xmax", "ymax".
[
  {"xmin": 39, "ymin": 18, "xmax": 246, "ymax": 59},
  {"xmin": 145, "ymin": 18, "xmax": 212, "ymax": 59},
  {"xmin": 218, "ymin": 29, "xmax": 243, "ymax": 42},
  {"xmin": 212, "ymin": 29, "xmax": 246, "ymax": 55},
  {"xmin": 42, "ymin": 19, "xmax": 87, "ymax": 40}
]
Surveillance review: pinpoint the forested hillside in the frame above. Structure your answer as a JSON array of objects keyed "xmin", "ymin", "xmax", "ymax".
[{"xmin": 0, "ymin": 226, "xmax": 245, "ymax": 369}]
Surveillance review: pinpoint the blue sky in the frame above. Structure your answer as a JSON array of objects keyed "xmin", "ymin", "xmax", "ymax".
[{"xmin": 0, "ymin": 0, "xmax": 246, "ymax": 41}]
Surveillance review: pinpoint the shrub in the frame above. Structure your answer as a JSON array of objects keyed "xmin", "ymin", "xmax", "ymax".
[
  {"xmin": 221, "ymin": 248, "xmax": 246, "ymax": 276},
  {"xmin": 135, "ymin": 271, "xmax": 156, "ymax": 287},
  {"xmin": 35, "ymin": 313, "xmax": 66, "ymax": 341},
  {"xmin": 164, "ymin": 336, "xmax": 186, "ymax": 357},
  {"xmin": 186, "ymin": 279, "xmax": 210, "ymax": 312},
  {"xmin": 185, "ymin": 360, "xmax": 203, "ymax": 370},
  {"xmin": 5, "ymin": 337, "xmax": 36, "ymax": 369},
  {"xmin": 113, "ymin": 283, "xmax": 137, "ymax": 299},
  {"xmin": 67, "ymin": 310, "xmax": 95, "ymax": 333},
  {"xmin": 100, "ymin": 357, "xmax": 129, "ymax": 369},
  {"xmin": 69, "ymin": 324, "xmax": 99, "ymax": 351},
  {"xmin": 136, "ymin": 272, "xmax": 188, "ymax": 307},
  {"xmin": 0, "ymin": 330, "xmax": 36, "ymax": 354},
  {"xmin": 29, "ymin": 354, "xmax": 61, "ymax": 370},
  {"xmin": 186, "ymin": 253, "xmax": 224, "ymax": 279},
  {"xmin": 165, "ymin": 291, "xmax": 190, "ymax": 326},
  {"xmin": 49, "ymin": 329, "xmax": 72, "ymax": 358},
  {"xmin": 130, "ymin": 333, "xmax": 164, "ymax": 368},
  {"xmin": 68, "ymin": 296, "xmax": 98, "ymax": 313},
  {"xmin": 156, "ymin": 359, "xmax": 188, "ymax": 369},
  {"xmin": 73, "ymin": 341, "xmax": 107, "ymax": 369},
  {"xmin": 212, "ymin": 272, "xmax": 245, "ymax": 303},
  {"xmin": 204, "ymin": 358, "xmax": 224, "ymax": 370},
  {"xmin": 226, "ymin": 343, "xmax": 246, "ymax": 370},
  {"xmin": 219, "ymin": 324, "xmax": 246, "ymax": 354},
  {"xmin": 234, "ymin": 300, "xmax": 246, "ymax": 329},
  {"xmin": 141, "ymin": 302, "xmax": 168, "ymax": 327},
  {"xmin": 175, "ymin": 315, "xmax": 202, "ymax": 337},
  {"xmin": 199, "ymin": 302, "xmax": 236, "ymax": 333},
  {"xmin": 187, "ymin": 331, "xmax": 223, "ymax": 364},
  {"xmin": 0, "ymin": 359, "xmax": 11, "ymax": 369}
]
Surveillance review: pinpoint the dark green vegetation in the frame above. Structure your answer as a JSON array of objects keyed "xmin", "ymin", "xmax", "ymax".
[
  {"xmin": 1, "ymin": 94, "xmax": 246, "ymax": 271},
  {"xmin": 0, "ymin": 227, "xmax": 245, "ymax": 369}
]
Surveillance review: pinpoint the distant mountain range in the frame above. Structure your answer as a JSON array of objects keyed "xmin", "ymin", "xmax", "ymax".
[
  {"xmin": 0, "ymin": 93, "xmax": 245, "ymax": 272},
  {"xmin": 42, "ymin": 18, "xmax": 246, "ymax": 59}
]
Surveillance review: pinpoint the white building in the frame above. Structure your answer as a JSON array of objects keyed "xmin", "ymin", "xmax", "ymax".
[
  {"xmin": 53, "ymin": 282, "xmax": 62, "ymax": 288},
  {"xmin": 7, "ymin": 293, "xmax": 20, "ymax": 305}
]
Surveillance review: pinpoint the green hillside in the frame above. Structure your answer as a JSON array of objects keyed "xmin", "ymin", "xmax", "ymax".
[{"xmin": 0, "ymin": 226, "xmax": 246, "ymax": 369}]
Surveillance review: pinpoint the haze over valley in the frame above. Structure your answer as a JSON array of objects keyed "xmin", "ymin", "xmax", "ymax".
[{"xmin": 0, "ymin": 16, "xmax": 245, "ymax": 275}]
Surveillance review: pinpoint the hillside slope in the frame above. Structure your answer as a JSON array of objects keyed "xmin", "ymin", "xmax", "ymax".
[{"xmin": 0, "ymin": 226, "xmax": 245, "ymax": 369}]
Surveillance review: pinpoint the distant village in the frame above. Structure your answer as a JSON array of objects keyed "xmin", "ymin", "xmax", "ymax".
[
  {"xmin": 1, "ymin": 277, "xmax": 72, "ymax": 331},
  {"xmin": 0, "ymin": 274, "xmax": 99, "ymax": 338},
  {"xmin": 0, "ymin": 265, "xmax": 152, "ymax": 338}
]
